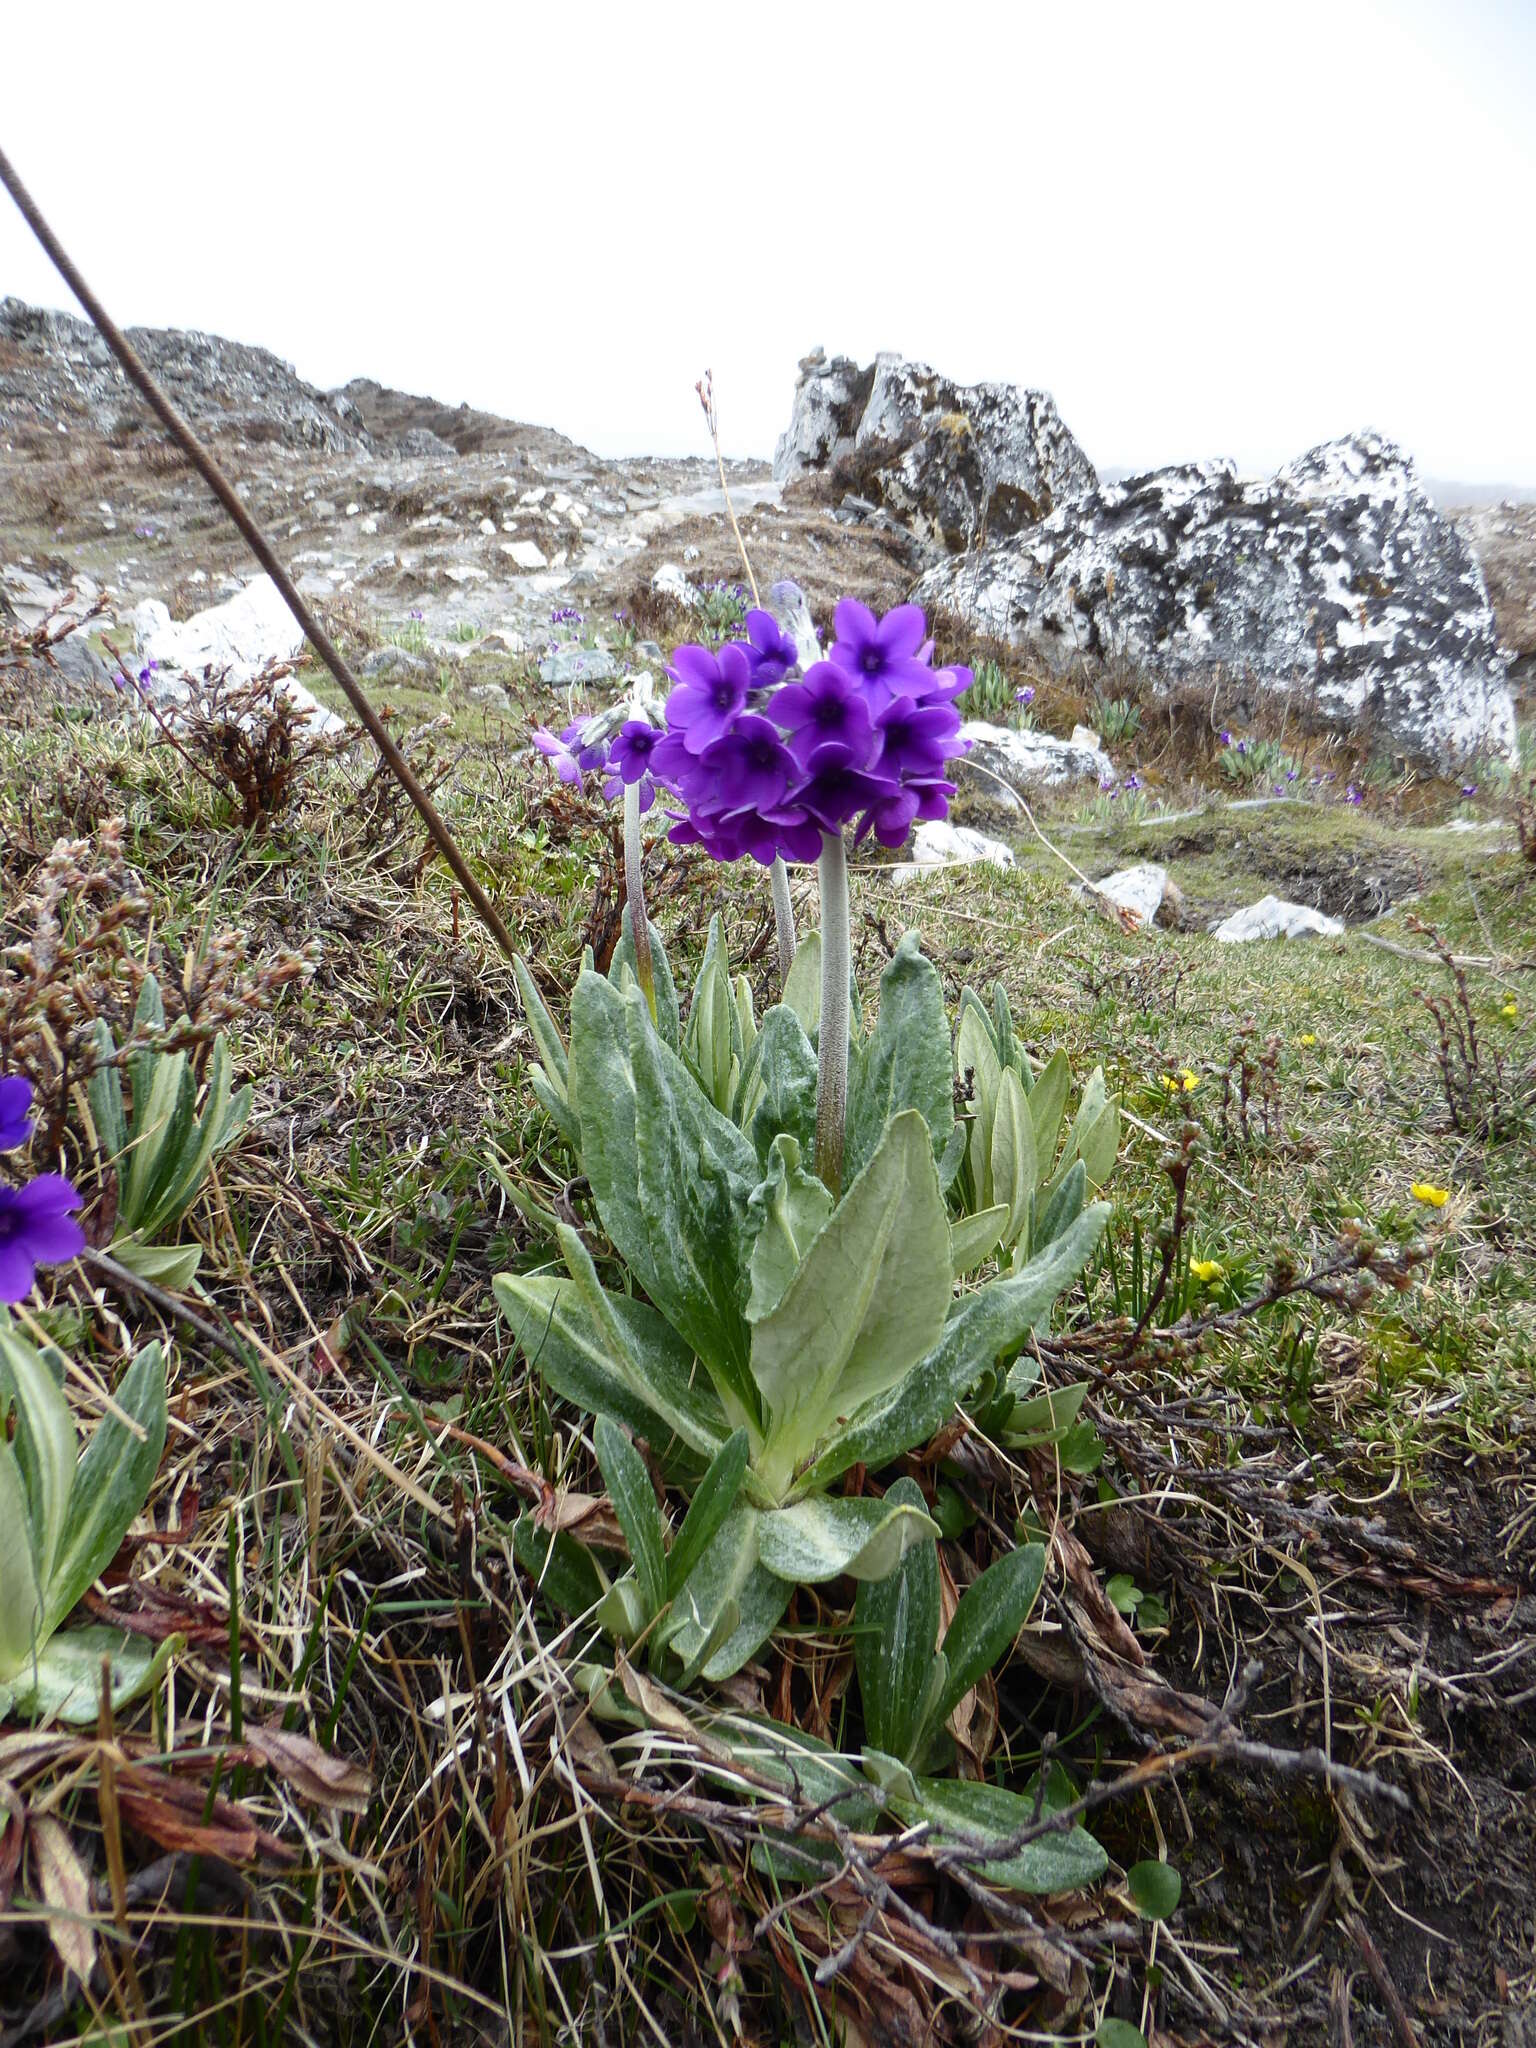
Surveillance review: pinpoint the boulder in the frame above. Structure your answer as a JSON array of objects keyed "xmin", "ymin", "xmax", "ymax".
[
  {"xmin": 891, "ymin": 820, "xmax": 1015, "ymax": 884},
  {"xmin": 1212, "ymin": 896, "xmax": 1344, "ymax": 943},
  {"xmin": 918, "ymin": 432, "xmax": 1517, "ymax": 773},
  {"xmin": 955, "ymin": 720, "xmax": 1112, "ymax": 807},
  {"xmin": 1076, "ymin": 863, "xmax": 1183, "ymax": 929},
  {"xmin": 132, "ymin": 574, "xmax": 345, "ymax": 735},
  {"xmin": 539, "ymin": 647, "xmax": 616, "ymax": 686},
  {"xmin": 774, "ymin": 348, "xmax": 1095, "ymax": 550}
]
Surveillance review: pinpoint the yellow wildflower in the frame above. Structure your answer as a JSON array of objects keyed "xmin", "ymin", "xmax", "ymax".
[
  {"xmin": 1500, "ymin": 1000, "xmax": 1518, "ymax": 1021},
  {"xmin": 1179, "ymin": 1068, "xmax": 1200, "ymax": 1091},
  {"xmin": 1297, "ymin": 1032, "xmax": 1316, "ymax": 1047},
  {"xmin": 1410, "ymin": 1183, "xmax": 1450, "ymax": 1208},
  {"xmin": 1190, "ymin": 1258, "xmax": 1225, "ymax": 1284}
]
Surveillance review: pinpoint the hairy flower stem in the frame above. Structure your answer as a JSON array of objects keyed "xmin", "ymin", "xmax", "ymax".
[
  {"xmin": 769, "ymin": 856, "xmax": 796, "ymax": 987},
  {"xmin": 623, "ymin": 778, "xmax": 656, "ymax": 1021},
  {"xmin": 814, "ymin": 832, "xmax": 850, "ymax": 1197}
]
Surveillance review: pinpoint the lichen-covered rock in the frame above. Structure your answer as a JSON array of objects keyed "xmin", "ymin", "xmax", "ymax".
[
  {"xmin": 891, "ymin": 820, "xmax": 1016, "ymax": 884},
  {"xmin": 774, "ymin": 348, "xmax": 1095, "ymax": 550},
  {"xmin": 955, "ymin": 720, "xmax": 1112, "ymax": 806},
  {"xmin": 1212, "ymin": 896, "xmax": 1345, "ymax": 943},
  {"xmin": 1075, "ymin": 863, "xmax": 1183, "ymax": 929},
  {"xmin": 918, "ymin": 432, "xmax": 1517, "ymax": 772}
]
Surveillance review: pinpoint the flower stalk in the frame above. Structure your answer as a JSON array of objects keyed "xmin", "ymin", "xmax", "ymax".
[
  {"xmin": 623, "ymin": 777, "xmax": 656, "ymax": 1020},
  {"xmin": 814, "ymin": 831, "xmax": 851, "ymax": 1197},
  {"xmin": 769, "ymin": 855, "xmax": 796, "ymax": 986}
]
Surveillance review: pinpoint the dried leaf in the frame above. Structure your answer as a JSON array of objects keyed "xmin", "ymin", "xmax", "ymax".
[
  {"xmin": 117, "ymin": 1765, "xmax": 295, "ymax": 1864},
  {"xmin": 244, "ymin": 1725, "xmax": 372, "ymax": 1812},
  {"xmin": 29, "ymin": 1813, "xmax": 96, "ymax": 1984},
  {"xmin": 0, "ymin": 1780, "xmax": 25, "ymax": 1908}
]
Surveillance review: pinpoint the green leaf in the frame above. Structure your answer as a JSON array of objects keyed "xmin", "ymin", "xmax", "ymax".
[
  {"xmin": 990, "ymin": 984, "xmax": 1015, "ymax": 1074},
  {"xmin": 511, "ymin": 1516, "xmax": 605, "ymax": 1615},
  {"xmin": 750, "ymin": 1112, "xmax": 951, "ymax": 1493},
  {"xmin": 1004, "ymin": 1380, "xmax": 1090, "ymax": 1447},
  {"xmin": 781, "ymin": 929, "xmax": 821, "ymax": 1038},
  {"xmin": 108, "ymin": 1237, "xmax": 203, "ymax": 1290},
  {"xmin": 757, "ymin": 1495, "xmax": 939, "ymax": 1585},
  {"xmin": 667, "ymin": 1430, "xmax": 749, "ymax": 1598},
  {"xmin": 935, "ymin": 1544, "xmax": 1045, "ymax": 1726},
  {"xmin": 937, "ymin": 1120, "xmax": 969, "ymax": 1193},
  {"xmin": 746, "ymin": 1006, "xmax": 819, "ymax": 1166},
  {"xmin": 989, "ymin": 1068, "xmax": 1037, "ymax": 1252},
  {"xmin": 143, "ymin": 1034, "xmax": 242, "ymax": 1234},
  {"xmin": 664, "ymin": 1506, "xmax": 789, "ymax": 1681},
  {"xmin": 1035, "ymin": 1157, "xmax": 1087, "ymax": 1253},
  {"xmin": 609, "ymin": 904, "xmax": 680, "ymax": 1049},
  {"xmin": 845, "ymin": 935, "xmax": 955, "ymax": 1182},
  {"xmin": 529, "ymin": 1067, "xmax": 580, "ymax": 1146},
  {"xmin": 745, "ymin": 1136, "xmax": 833, "ymax": 1323},
  {"xmin": 0, "ymin": 1318, "xmax": 74, "ymax": 1591},
  {"xmin": 950, "ymin": 1204, "xmax": 1008, "ymax": 1277},
  {"xmin": 892, "ymin": 1774, "xmax": 1108, "ymax": 1893},
  {"xmin": 854, "ymin": 1476, "xmax": 940, "ymax": 1763},
  {"xmin": 1127, "ymin": 1858, "xmax": 1182, "ymax": 1920},
  {"xmin": 956, "ymin": 1003, "xmax": 1002, "ymax": 1205},
  {"xmin": 514, "ymin": 953, "xmax": 569, "ymax": 1095},
  {"xmin": 801, "ymin": 1203, "xmax": 1110, "ymax": 1493},
  {"xmin": 492, "ymin": 1261, "xmax": 726, "ymax": 1466},
  {"xmin": 86, "ymin": 1020, "xmax": 126, "ymax": 1163},
  {"xmin": 1105, "ymin": 1574, "xmax": 1141, "ymax": 1615},
  {"xmin": 733, "ymin": 975, "xmax": 757, "ymax": 1062},
  {"xmin": 6, "ymin": 1626, "xmax": 180, "ymax": 1727},
  {"xmin": 0, "ymin": 1440, "xmax": 44, "ymax": 1681},
  {"xmin": 683, "ymin": 921, "xmax": 736, "ymax": 1114},
  {"xmin": 593, "ymin": 1418, "xmax": 667, "ymax": 1621},
  {"xmin": 568, "ymin": 972, "xmax": 760, "ymax": 1426},
  {"xmin": 1027, "ymin": 1050, "xmax": 1072, "ymax": 1183},
  {"xmin": 44, "ymin": 1342, "xmax": 167, "ymax": 1638},
  {"xmin": 1096, "ymin": 2024, "xmax": 1149, "ymax": 2048},
  {"xmin": 120, "ymin": 1046, "xmax": 190, "ymax": 1226}
]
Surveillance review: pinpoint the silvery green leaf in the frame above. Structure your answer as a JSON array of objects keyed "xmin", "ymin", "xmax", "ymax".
[
  {"xmin": 799, "ymin": 1203, "xmax": 1110, "ymax": 1493},
  {"xmin": 109, "ymin": 1235, "xmax": 202, "ymax": 1291},
  {"xmin": 1027, "ymin": 1050, "xmax": 1072, "ymax": 1184},
  {"xmin": 664, "ymin": 1505, "xmax": 789, "ymax": 1680},
  {"xmin": 1035, "ymin": 1157, "xmax": 1087, "ymax": 1252},
  {"xmin": 511, "ymin": 1516, "xmax": 605, "ymax": 1615},
  {"xmin": 492, "ymin": 1267, "xmax": 725, "ymax": 1465},
  {"xmin": 1079, "ymin": 1098, "xmax": 1120, "ymax": 1190},
  {"xmin": 514, "ymin": 952, "xmax": 569, "ymax": 1095},
  {"xmin": 684, "ymin": 921, "xmax": 736, "ymax": 1114},
  {"xmin": 0, "ymin": 1441, "xmax": 44, "ymax": 1681},
  {"xmin": 609, "ymin": 905, "xmax": 680, "ymax": 1050},
  {"xmin": 745, "ymin": 1135, "xmax": 833, "ymax": 1323},
  {"xmin": 569, "ymin": 972, "xmax": 760, "ymax": 1427},
  {"xmin": 595, "ymin": 1575, "xmax": 650, "ymax": 1641},
  {"xmin": 663, "ymin": 1592, "xmax": 741, "ymax": 1688},
  {"xmin": 6, "ymin": 1626, "xmax": 180, "ymax": 1728},
  {"xmin": 990, "ymin": 984, "xmax": 1016, "ymax": 1074},
  {"xmin": 757, "ymin": 1494, "xmax": 938, "ymax": 1584},
  {"xmin": 144, "ymin": 1035, "xmax": 246, "ymax": 1235},
  {"xmin": 890, "ymin": 1773, "xmax": 1107, "ymax": 1893},
  {"xmin": 845, "ymin": 935, "xmax": 955, "ymax": 1183},
  {"xmin": 750, "ymin": 1112, "xmax": 951, "ymax": 1491},
  {"xmin": 938, "ymin": 1120, "xmax": 969, "ymax": 1193},
  {"xmin": 1004, "ymin": 1380, "xmax": 1091, "ymax": 1447},
  {"xmin": 120, "ymin": 1046, "xmax": 190, "ymax": 1226},
  {"xmin": 667, "ymin": 1429, "xmax": 749, "ymax": 1598},
  {"xmin": 956, "ymin": 1003, "xmax": 1002, "ymax": 1205},
  {"xmin": 854, "ymin": 1475, "xmax": 940, "ymax": 1763},
  {"xmin": 781, "ymin": 928, "xmax": 821, "ymax": 1038},
  {"xmin": 529, "ymin": 1067, "xmax": 580, "ymax": 1146},
  {"xmin": 86, "ymin": 1019, "xmax": 126, "ymax": 1163},
  {"xmin": 733, "ymin": 975, "xmax": 757, "ymax": 1062},
  {"xmin": 935, "ymin": 1544, "xmax": 1046, "ymax": 1726},
  {"xmin": 711, "ymin": 1708, "xmax": 878, "ymax": 1826},
  {"xmin": 860, "ymin": 1747, "xmax": 921, "ymax": 1802},
  {"xmin": 746, "ymin": 1006, "xmax": 818, "ymax": 1166},
  {"xmin": 44, "ymin": 1341, "xmax": 167, "ymax": 1638},
  {"xmin": 989, "ymin": 1068, "xmax": 1037, "ymax": 1253},
  {"xmin": 951, "ymin": 1204, "xmax": 1008, "ymax": 1277},
  {"xmin": 593, "ymin": 1418, "xmax": 667, "ymax": 1621},
  {"xmin": 0, "ymin": 1317, "xmax": 74, "ymax": 1590}
]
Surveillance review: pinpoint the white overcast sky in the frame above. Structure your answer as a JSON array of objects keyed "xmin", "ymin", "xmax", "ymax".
[{"xmin": 2, "ymin": 0, "xmax": 1533, "ymax": 483}]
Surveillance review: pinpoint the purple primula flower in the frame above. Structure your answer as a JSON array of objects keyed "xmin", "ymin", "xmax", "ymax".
[
  {"xmin": 1346, "ymin": 783, "xmax": 1364, "ymax": 805},
  {"xmin": 0, "ymin": 1174, "xmax": 85, "ymax": 1304},
  {"xmin": 409, "ymin": 608, "xmax": 425, "ymax": 622},
  {"xmin": 699, "ymin": 714, "xmax": 795, "ymax": 813},
  {"xmin": 1124, "ymin": 773, "xmax": 1142, "ymax": 792},
  {"xmin": 773, "ymin": 663, "xmax": 878, "ymax": 769},
  {"xmin": 875, "ymin": 697, "xmax": 963, "ymax": 780},
  {"xmin": 828, "ymin": 598, "xmax": 933, "ymax": 705},
  {"xmin": 665, "ymin": 642, "xmax": 753, "ymax": 754},
  {"xmin": 610, "ymin": 720, "xmax": 664, "ymax": 785},
  {"xmin": 1461, "ymin": 783, "xmax": 1478, "ymax": 798},
  {"xmin": 1015, "ymin": 685, "xmax": 1036, "ymax": 706},
  {"xmin": 0, "ymin": 1075, "xmax": 34, "ymax": 1152},
  {"xmin": 1219, "ymin": 730, "xmax": 1232, "ymax": 746},
  {"xmin": 741, "ymin": 609, "xmax": 799, "ymax": 688}
]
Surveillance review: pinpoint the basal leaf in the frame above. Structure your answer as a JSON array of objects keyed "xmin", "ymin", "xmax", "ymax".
[
  {"xmin": 664, "ymin": 1506, "xmax": 789, "ymax": 1681},
  {"xmin": 757, "ymin": 1495, "xmax": 938, "ymax": 1584},
  {"xmin": 667, "ymin": 1429, "xmax": 749, "ymax": 1597},
  {"xmin": 0, "ymin": 1318, "xmax": 74, "ymax": 1591},
  {"xmin": 44, "ymin": 1342, "xmax": 167, "ymax": 1639},
  {"xmin": 7, "ymin": 1626, "xmax": 180, "ymax": 1728},
  {"xmin": 593, "ymin": 1418, "xmax": 667, "ymax": 1621},
  {"xmin": 745, "ymin": 1135, "xmax": 833, "ymax": 1324},
  {"xmin": 514, "ymin": 953, "xmax": 569, "ymax": 1095},
  {"xmin": 781, "ymin": 929, "xmax": 821, "ymax": 1038},
  {"xmin": 935, "ymin": 1543, "xmax": 1045, "ymax": 1726},
  {"xmin": 0, "ymin": 1442, "xmax": 43, "ymax": 1680},
  {"xmin": 609, "ymin": 904, "xmax": 680, "ymax": 1049},
  {"xmin": 845, "ymin": 934, "xmax": 955, "ymax": 1183},
  {"xmin": 854, "ymin": 1476, "xmax": 940, "ymax": 1763},
  {"xmin": 951, "ymin": 1204, "xmax": 1008, "ymax": 1277},
  {"xmin": 1027, "ymin": 1050, "xmax": 1072, "ymax": 1184},
  {"xmin": 746, "ymin": 1007, "xmax": 819, "ymax": 1167},
  {"xmin": 511, "ymin": 1516, "xmax": 605, "ymax": 1615},
  {"xmin": 989, "ymin": 1068, "xmax": 1036, "ymax": 1252},
  {"xmin": 893, "ymin": 1774, "xmax": 1108, "ymax": 1893}
]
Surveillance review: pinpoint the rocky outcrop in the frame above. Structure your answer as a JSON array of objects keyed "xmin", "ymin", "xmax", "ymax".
[
  {"xmin": 774, "ymin": 349, "xmax": 1095, "ymax": 551},
  {"xmin": 918, "ymin": 433, "xmax": 1518, "ymax": 772},
  {"xmin": 0, "ymin": 297, "xmax": 368, "ymax": 452},
  {"xmin": 955, "ymin": 720, "xmax": 1112, "ymax": 804}
]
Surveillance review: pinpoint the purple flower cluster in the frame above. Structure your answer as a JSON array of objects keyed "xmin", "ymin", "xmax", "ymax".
[
  {"xmin": 656, "ymin": 600, "xmax": 971, "ymax": 864},
  {"xmin": 532, "ymin": 720, "xmax": 659, "ymax": 812},
  {"xmin": 0, "ymin": 1075, "xmax": 85, "ymax": 1305}
]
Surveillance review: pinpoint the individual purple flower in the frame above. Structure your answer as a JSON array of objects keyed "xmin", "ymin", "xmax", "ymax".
[
  {"xmin": 408, "ymin": 608, "xmax": 425, "ymax": 622},
  {"xmin": 1346, "ymin": 783, "xmax": 1364, "ymax": 805},
  {"xmin": 0, "ymin": 1175, "xmax": 85, "ymax": 1304},
  {"xmin": 772, "ymin": 662, "xmax": 877, "ymax": 769},
  {"xmin": 794, "ymin": 743, "xmax": 899, "ymax": 833},
  {"xmin": 1219, "ymin": 730, "xmax": 1232, "ymax": 746},
  {"xmin": 741, "ymin": 609, "xmax": 799, "ymax": 688},
  {"xmin": 1461, "ymin": 784, "xmax": 1478, "ymax": 798},
  {"xmin": 875, "ymin": 697, "xmax": 964, "ymax": 781},
  {"xmin": 665, "ymin": 642, "xmax": 752, "ymax": 754},
  {"xmin": 828, "ymin": 599, "xmax": 933, "ymax": 705},
  {"xmin": 610, "ymin": 720, "xmax": 665, "ymax": 786},
  {"xmin": 1124, "ymin": 773, "xmax": 1142, "ymax": 792},
  {"xmin": 1015, "ymin": 685, "xmax": 1036, "ymax": 707},
  {"xmin": 532, "ymin": 720, "xmax": 608, "ymax": 788},
  {"xmin": 0, "ymin": 1076, "xmax": 34, "ymax": 1152},
  {"xmin": 699, "ymin": 714, "xmax": 795, "ymax": 814}
]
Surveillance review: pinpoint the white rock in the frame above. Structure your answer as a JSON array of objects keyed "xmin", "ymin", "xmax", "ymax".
[
  {"xmin": 502, "ymin": 539, "xmax": 548, "ymax": 570},
  {"xmin": 1212, "ymin": 895, "xmax": 1345, "ymax": 943},
  {"xmin": 359, "ymin": 517, "xmax": 378, "ymax": 535},
  {"xmin": 346, "ymin": 502, "xmax": 359, "ymax": 516},
  {"xmin": 131, "ymin": 574, "xmax": 344, "ymax": 735},
  {"xmin": 651, "ymin": 562, "xmax": 700, "ymax": 609},
  {"xmin": 445, "ymin": 565, "xmax": 488, "ymax": 584},
  {"xmin": 479, "ymin": 518, "xmax": 496, "ymax": 536},
  {"xmin": 892, "ymin": 820, "xmax": 1016, "ymax": 884},
  {"xmin": 956, "ymin": 720, "xmax": 1112, "ymax": 805},
  {"xmin": 1075, "ymin": 863, "xmax": 1174, "ymax": 927}
]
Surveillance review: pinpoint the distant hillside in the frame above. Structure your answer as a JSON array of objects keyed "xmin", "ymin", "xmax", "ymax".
[{"xmin": 334, "ymin": 377, "xmax": 593, "ymax": 466}]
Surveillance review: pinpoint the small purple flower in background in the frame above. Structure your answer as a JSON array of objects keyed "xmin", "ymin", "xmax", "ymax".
[
  {"xmin": 1461, "ymin": 784, "xmax": 1478, "ymax": 799},
  {"xmin": 1235, "ymin": 739, "xmax": 1248, "ymax": 757},
  {"xmin": 134, "ymin": 523, "xmax": 156, "ymax": 540},
  {"xmin": 1123, "ymin": 773, "xmax": 1142, "ymax": 793},
  {"xmin": 532, "ymin": 719, "xmax": 609, "ymax": 789},
  {"xmin": 0, "ymin": 1075, "xmax": 35, "ymax": 1152},
  {"xmin": 1346, "ymin": 783, "xmax": 1364, "ymax": 805},
  {"xmin": 1099, "ymin": 776, "xmax": 1117, "ymax": 794},
  {"xmin": 1286, "ymin": 769, "xmax": 1299, "ymax": 782},
  {"xmin": 408, "ymin": 608, "xmax": 425, "ymax": 622},
  {"xmin": 1218, "ymin": 730, "xmax": 1232, "ymax": 746},
  {"xmin": 1015, "ymin": 685, "xmax": 1035, "ymax": 707},
  {"xmin": 0, "ymin": 1174, "xmax": 86, "ymax": 1305}
]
